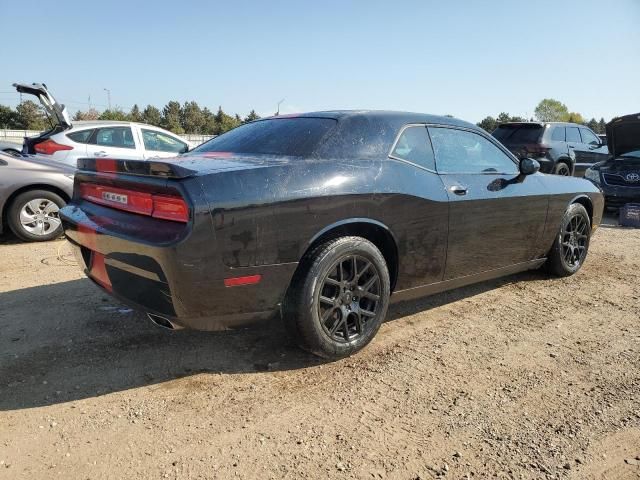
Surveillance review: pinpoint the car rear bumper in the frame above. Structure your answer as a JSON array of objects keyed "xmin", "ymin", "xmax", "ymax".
[{"xmin": 60, "ymin": 202, "xmax": 296, "ymax": 330}]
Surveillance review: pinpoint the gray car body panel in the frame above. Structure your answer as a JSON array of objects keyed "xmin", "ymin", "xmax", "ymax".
[{"xmin": 0, "ymin": 153, "xmax": 74, "ymax": 234}]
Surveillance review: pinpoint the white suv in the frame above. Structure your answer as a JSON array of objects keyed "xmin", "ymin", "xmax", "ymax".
[{"xmin": 14, "ymin": 83, "xmax": 193, "ymax": 167}]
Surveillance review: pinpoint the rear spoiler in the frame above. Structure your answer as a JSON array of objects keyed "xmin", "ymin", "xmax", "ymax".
[{"xmin": 77, "ymin": 158, "xmax": 198, "ymax": 179}]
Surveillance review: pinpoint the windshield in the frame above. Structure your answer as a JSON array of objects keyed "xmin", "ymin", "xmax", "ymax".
[
  {"xmin": 492, "ymin": 124, "xmax": 543, "ymax": 144},
  {"xmin": 620, "ymin": 150, "xmax": 640, "ymax": 158},
  {"xmin": 191, "ymin": 117, "xmax": 337, "ymax": 157}
]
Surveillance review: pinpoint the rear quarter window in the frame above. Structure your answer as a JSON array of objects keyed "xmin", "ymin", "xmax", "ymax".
[
  {"xmin": 192, "ymin": 118, "xmax": 337, "ymax": 157},
  {"xmin": 67, "ymin": 129, "xmax": 94, "ymax": 144}
]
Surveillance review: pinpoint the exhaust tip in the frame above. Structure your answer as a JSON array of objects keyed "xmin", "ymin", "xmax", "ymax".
[{"xmin": 147, "ymin": 313, "xmax": 181, "ymax": 330}]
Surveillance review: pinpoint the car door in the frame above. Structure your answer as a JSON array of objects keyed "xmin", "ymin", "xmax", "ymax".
[
  {"xmin": 139, "ymin": 128, "xmax": 189, "ymax": 159},
  {"xmin": 428, "ymin": 126, "xmax": 548, "ymax": 280},
  {"xmin": 577, "ymin": 127, "xmax": 609, "ymax": 175},
  {"xmin": 85, "ymin": 126, "xmax": 141, "ymax": 160},
  {"xmin": 565, "ymin": 126, "xmax": 589, "ymax": 174}
]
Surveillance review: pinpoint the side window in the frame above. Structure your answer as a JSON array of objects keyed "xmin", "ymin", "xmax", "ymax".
[
  {"xmin": 566, "ymin": 127, "xmax": 581, "ymax": 143},
  {"xmin": 67, "ymin": 129, "xmax": 94, "ymax": 144},
  {"xmin": 429, "ymin": 127, "xmax": 518, "ymax": 174},
  {"xmin": 580, "ymin": 128, "xmax": 600, "ymax": 145},
  {"xmin": 390, "ymin": 125, "xmax": 435, "ymax": 170},
  {"xmin": 95, "ymin": 127, "xmax": 136, "ymax": 149},
  {"xmin": 142, "ymin": 129, "xmax": 188, "ymax": 154},
  {"xmin": 551, "ymin": 126, "xmax": 565, "ymax": 141}
]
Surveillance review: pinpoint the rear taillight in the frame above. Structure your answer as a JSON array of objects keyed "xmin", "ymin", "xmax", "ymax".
[
  {"xmin": 80, "ymin": 183, "xmax": 189, "ymax": 223},
  {"xmin": 152, "ymin": 195, "xmax": 189, "ymax": 222},
  {"xmin": 34, "ymin": 139, "xmax": 73, "ymax": 155}
]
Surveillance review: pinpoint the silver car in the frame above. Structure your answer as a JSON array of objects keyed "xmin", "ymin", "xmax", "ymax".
[
  {"xmin": 14, "ymin": 83, "xmax": 193, "ymax": 167},
  {"xmin": 0, "ymin": 152, "xmax": 74, "ymax": 242}
]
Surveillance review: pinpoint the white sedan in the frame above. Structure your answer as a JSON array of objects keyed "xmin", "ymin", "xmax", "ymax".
[{"xmin": 14, "ymin": 83, "xmax": 193, "ymax": 167}]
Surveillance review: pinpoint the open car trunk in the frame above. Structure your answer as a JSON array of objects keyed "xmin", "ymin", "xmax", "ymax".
[{"xmin": 13, "ymin": 82, "xmax": 72, "ymax": 153}]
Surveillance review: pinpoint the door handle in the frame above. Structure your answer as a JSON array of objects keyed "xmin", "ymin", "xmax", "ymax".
[
  {"xmin": 93, "ymin": 151, "xmax": 108, "ymax": 157},
  {"xmin": 449, "ymin": 185, "xmax": 468, "ymax": 196},
  {"xmin": 568, "ymin": 145, "xmax": 575, "ymax": 149}
]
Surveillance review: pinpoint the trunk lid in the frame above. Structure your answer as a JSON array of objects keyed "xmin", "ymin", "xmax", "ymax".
[
  {"xmin": 77, "ymin": 153, "xmax": 295, "ymax": 179},
  {"xmin": 606, "ymin": 113, "xmax": 640, "ymax": 159},
  {"xmin": 13, "ymin": 82, "xmax": 72, "ymax": 130}
]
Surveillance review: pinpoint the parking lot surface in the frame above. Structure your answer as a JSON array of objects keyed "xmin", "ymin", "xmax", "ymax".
[{"xmin": 1, "ymin": 220, "xmax": 639, "ymax": 479}]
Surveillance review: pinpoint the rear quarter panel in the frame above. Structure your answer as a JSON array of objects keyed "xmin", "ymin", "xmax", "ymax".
[{"xmin": 199, "ymin": 157, "xmax": 450, "ymax": 291}]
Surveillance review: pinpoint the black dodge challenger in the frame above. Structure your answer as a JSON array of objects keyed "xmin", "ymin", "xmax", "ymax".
[{"xmin": 60, "ymin": 111, "xmax": 604, "ymax": 359}]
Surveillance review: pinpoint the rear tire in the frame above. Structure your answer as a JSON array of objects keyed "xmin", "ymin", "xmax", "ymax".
[
  {"xmin": 544, "ymin": 203, "xmax": 591, "ymax": 277},
  {"xmin": 554, "ymin": 162, "xmax": 571, "ymax": 176},
  {"xmin": 7, "ymin": 190, "xmax": 66, "ymax": 242},
  {"xmin": 283, "ymin": 236, "xmax": 390, "ymax": 359}
]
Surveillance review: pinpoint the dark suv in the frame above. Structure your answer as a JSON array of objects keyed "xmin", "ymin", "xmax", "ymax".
[{"xmin": 492, "ymin": 122, "xmax": 609, "ymax": 176}]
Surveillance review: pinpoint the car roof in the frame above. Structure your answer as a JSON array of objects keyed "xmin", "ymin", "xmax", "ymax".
[
  {"xmin": 498, "ymin": 121, "xmax": 587, "ymax": 128},
  {"xmin": 262, "ymin": 110, "xmax": 479, "ymax": 130},
  {"xmin": 73, "ymin": 120, "xmax": 170, "ymax": 130}
]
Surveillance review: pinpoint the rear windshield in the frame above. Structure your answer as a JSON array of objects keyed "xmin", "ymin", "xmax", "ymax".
[
  {"xmin": 191, "ymin": 117, "xmax": 337, "ymax": 157},
  {"xmin": 492, "ymin": 124, "xmax": 543, "ymax": 144}
]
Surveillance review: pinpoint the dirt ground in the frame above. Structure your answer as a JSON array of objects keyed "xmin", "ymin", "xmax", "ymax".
[{"xmin": 1, "ymin": 216, "xmax": 639, "ymax": 480}]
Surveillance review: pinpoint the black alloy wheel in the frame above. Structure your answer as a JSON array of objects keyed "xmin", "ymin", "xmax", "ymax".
[
  {"xmin": 283, "ymin": 236, "xmax": 390, "ymax": 359},
  {"xmin": 560, "ymin": 213, "xmax": 589, "ymax": 269},
  {"xmin": 545, "ymin": 203, "xmax": 591, "ymax": 277},
  {"xmin": 318, "ymin": 254, "xmax": 382, "ymax": 343}
]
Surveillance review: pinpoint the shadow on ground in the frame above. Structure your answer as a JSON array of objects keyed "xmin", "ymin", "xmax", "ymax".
[{"xmin": 0, "ymin": 269, "xmax": 546, "ymax": 411}]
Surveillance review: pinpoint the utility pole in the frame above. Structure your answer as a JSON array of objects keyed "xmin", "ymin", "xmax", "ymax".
[{"xmin": 103, "ymin": 88, "xmax": 111, "ymax": 110}]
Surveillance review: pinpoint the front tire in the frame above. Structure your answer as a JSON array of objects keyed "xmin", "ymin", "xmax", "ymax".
[
  {"xmin": 545, "ymin": 203, "xmax": 591, "ymax": 277},
  {"xmin": 284, "ymin": 236, "xmax": 390, "ymax": 359},
  {"xmin": 7, "ymin": 190, "xmax": 66, "ymax": 242}
]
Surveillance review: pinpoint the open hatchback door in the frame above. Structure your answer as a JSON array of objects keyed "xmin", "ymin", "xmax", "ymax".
[
  {"xmin": 13, "ymin": 82, "xmax": 72, "ymax": 130},
  {"xmin": 13, "ymin": 82, "xmax": 73, "ymax": 156}
]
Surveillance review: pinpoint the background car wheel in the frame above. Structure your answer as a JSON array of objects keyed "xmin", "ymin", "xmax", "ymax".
[
  {"xmin": 7, "ymin": 190, "xmax": 66, "ymax": 242},
  {"xmin": 284, "ymin": 236, "xmax": 390, "ymax": 359},
  {"xmin": 544, "ymin": 203, "xmax": 591, "ymax": 277},
  {"xmin": 554, "ymin": 162, "xmax": 571, "ymax": 176}
]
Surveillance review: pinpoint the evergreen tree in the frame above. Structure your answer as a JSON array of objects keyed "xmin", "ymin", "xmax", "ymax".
[
  {"xmin": 99, "ymin": 108, "xmax": 128, "ymax": 121},
  {"xmin": 477, "ymin": 116, "xmax": 497, "ymax": 133},
  {"xmin": 142, "ymin": 105, "xmax": 162, "ymax": 126},
  {"xmin": 181, "ymin": 101, "xmax": 205, "ymax": 133},
  {"xmin": 129, "ymin": 104, "xmax": 143, "ymax": 122},
  {"xmin": 15, "ymin": 101, "xmax": 47, "ymax": 130},
  {"xmin": 597, "ymin": 118, "xmax": 607, "ymax": 134},
  {"xmin": 244, "ymin": 109, "xmax": 260, "ymax": 123},
  {"xmin": 162, "ymin": 101, "xmax": 184, "ymax": 133},
  {"xmin": 73, "ymin": 108, "xmax": 100, "ymax": 121},
  {"xmin": 0, "ymin": 105, "xmax": 18, "ymax": 128}
]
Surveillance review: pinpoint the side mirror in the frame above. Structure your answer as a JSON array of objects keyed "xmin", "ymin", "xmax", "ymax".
[{"xmin": 519, "ymin": 157, "xmax": 540, "ymax": 176}]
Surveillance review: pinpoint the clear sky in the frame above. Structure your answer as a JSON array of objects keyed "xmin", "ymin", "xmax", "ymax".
[{"xmin": 1, "ymin": 0, "xmax": 638, "ymax": 123}]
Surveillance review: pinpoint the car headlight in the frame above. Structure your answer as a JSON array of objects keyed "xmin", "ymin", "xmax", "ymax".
[{"xmin": 585, "ymin": 168, "xmax": 600, "ymax": 184}]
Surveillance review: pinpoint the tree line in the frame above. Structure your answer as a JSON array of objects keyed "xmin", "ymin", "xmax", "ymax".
[
  {"xmin": 477, "ymin": 98, "xmax": 609, "ymax": 134},
  {"xmin": 1, "ymin": 97, "xmax": 609, "ymax": 136},
  {"xmin": 0, "ymin": 100, "xmax": 261, "ymax": 135}
]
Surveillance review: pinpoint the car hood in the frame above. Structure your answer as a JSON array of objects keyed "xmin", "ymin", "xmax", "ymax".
[
  {"xmin": 13, "ymin": 82, "xmax": 72, "ymax": 130},
  {"xmin": 606, "ymin": 113, "xmax": 640, "ymax": 158}
]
